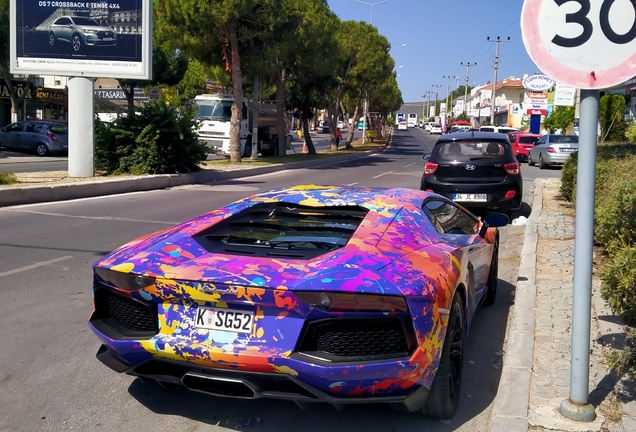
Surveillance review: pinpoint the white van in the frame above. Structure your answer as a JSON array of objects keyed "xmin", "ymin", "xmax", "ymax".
[{"xmin": 479, "ymin": 126, "xmax": 519, "ymax": 134}]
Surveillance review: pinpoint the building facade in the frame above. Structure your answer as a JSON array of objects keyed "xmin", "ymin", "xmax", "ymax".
[{"xmin": 0, "ymin": 78, "xmax": 67, "ymax": 127}]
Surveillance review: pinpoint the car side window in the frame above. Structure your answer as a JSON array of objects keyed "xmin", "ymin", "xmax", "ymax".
[
  {"xmin": 25, "ymin": 123, "xmax": 40, "ymax": 133},
  {"xmin": 535, "ymin": 137, "xmax": 545, "ymax": 146},
  {"xmin": 6, "ymin": 123, "xmax": 24, "ymax": 132},
  {"xmin": 424, "ymin": 200, "xmax": 478, "ymax": 235}
]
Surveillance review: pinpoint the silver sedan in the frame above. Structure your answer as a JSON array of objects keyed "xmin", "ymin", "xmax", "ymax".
[{"xmin": 528, "ymin": 134, "xmax": 578, "ymax": 169}]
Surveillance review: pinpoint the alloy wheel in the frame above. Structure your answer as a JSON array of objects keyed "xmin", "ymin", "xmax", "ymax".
[
  {"xmin": 447, "ymin": 300, "xmax": 464, "ymax": 402},
  {"xmin": 72, "ymin": 35, "xmax": 81, "ymax": 52}
]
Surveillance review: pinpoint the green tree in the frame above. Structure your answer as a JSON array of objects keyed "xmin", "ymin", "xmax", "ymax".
[
  {"xmin": 599, "ymin": 94, "xmax": 627, "ymax": 142},
  {"xmin": 117, "ymin": 42, "xmax": 189, "ymax": 113},
  {"xmin": 454, "ymin": 112, "xmax": 469, "ymax": 122},
  {"xmin": 329, "ymin": 21, "xmax": 394, "ymax": 150},
  {"xmin": 285, "ymin": 3, "xmax": 339, "ymax": 154},
  {"xmin": 156, "ymin": 0, "xmax": 284, "ymax": 163},
  {"xmin": 0, "ymin": 0, "xmax": 32, "ymax": 121},
  {"xmin": 542, "ymin": 106, "xmax": 575, "ymax": 134}
]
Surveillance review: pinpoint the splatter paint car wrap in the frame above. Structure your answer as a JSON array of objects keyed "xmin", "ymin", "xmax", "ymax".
[{"xmin": 89, "ymin": 185, "xmax": 500, "ymax": 411}]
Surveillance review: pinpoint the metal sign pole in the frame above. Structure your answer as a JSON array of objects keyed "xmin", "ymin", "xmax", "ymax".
[
  {"xmin": 559, "ymin": 89, "xmax": 599, "ymax": 422},
  {"xmin": 68, "ymin": 76, "xmax": 95, "ymax": 178}
]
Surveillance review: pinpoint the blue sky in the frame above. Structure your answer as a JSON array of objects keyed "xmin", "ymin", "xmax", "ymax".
[{"xmin": 326, "ymin": 0, "xmax": 540, "ymax": 103}]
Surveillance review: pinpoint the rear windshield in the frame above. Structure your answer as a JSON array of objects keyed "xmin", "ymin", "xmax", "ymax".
[
  {"xmin": 432, "ymin": 123, "xmax": 441, "ymax": 127},
  {"xmin": 433, "ymin": 141, "xmax": 509, "ymax": 161},
  {"xmin": 519, "ymin": 136, "xmax": 538, "ymax": 144},
  {"xmin": 480, "ymin": 127, "xmax": 495, "ymax": 132},
  {"xmin": 48, "ymin": 125, "xmax": 67, "ymax": 134},
  {"xmin": 550, "ymin": 135, "xmax": 578, "ymax": 143}
]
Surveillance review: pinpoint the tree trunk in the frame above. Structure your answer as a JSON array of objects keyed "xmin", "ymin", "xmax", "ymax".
[
  {"xmin": 117, "ymin": 79, "xmax": 136, "ymax": 114},
  {"xmin": 327, "ymin": 102, "xmax": 338, "ymax": 151},
  {"xmin": 227, "ymin": 25, "xmax": 244, "ymax": 163},
  {"xmin": 302, "ymin": 115, "xmax": 316, "ymax": 154},
  {"xmin": 339, "ymin": 100, "xmax": 348, "ymax": 134},
  {"xmin": 276, "ymin": 67, "xmax": 286, "ymax": 157},
  {"xmin": 345, "ymin": 98, "xmax": 360, "ymax": 148},
  {"xmin": 0, "ymin": 69, "xmax": 33, "ymax": 121}
]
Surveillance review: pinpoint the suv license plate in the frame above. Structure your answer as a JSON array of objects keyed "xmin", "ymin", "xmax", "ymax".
[
  {"xmin": 194, "ymin": 307, "xmax": 254, "ymax": 334},
  {"xmin": 453, "ymin": 193, "xmax": 487, "ymax": 202}
]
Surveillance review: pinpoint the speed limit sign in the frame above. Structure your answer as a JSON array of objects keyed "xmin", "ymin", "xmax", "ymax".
[{"xmin": 521, "ymin": 0, "xmax": 636, "ymax": 88}]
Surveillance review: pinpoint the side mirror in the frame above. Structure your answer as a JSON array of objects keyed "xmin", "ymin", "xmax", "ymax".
[
  {"xmin": 479, "ymin": 212, "xmax": 509, "ymax": 237},
  {"xmin": 423, "ymin": 153, "xmax": 431, "ymax": 160}
]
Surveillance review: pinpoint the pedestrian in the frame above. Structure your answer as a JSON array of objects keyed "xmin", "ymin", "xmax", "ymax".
[{"xmin": 335, "ymin": 127, "xmax": 341, "ymax": 147}]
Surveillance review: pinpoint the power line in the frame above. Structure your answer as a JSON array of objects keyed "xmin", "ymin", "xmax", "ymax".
[{"xmin": 496, "ymin": 17, "xmax": 519, "ymax": 35}]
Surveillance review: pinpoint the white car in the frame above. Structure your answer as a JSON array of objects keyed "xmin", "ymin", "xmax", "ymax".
[
  {"xmin": 424, "ymin": 122, "xmax": 432, "ymax": 131},
  {"xmin": 337, "ymin": 121, "xmax": 345, "ymax": 129},
  {"xmin": 429, "ymin": 123, "xmax": 442, "ymax": 134},
  {"xmin": 397, "ymin": 121, "xmax": 408, "ymax": 130}
]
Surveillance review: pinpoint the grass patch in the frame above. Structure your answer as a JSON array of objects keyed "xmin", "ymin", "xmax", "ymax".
[
  {"xmin": 0, "ymin": 171, "xmax": 18, "ymax": 185},
  {"xmin": 201, "ymin": 136, "xmax": 387, "ymax": 167}
]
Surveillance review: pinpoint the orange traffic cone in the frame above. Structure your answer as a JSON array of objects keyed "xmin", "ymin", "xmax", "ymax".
[{"xmin": 302, "ymin": 140, "xmax": 308, "ymax": 154}]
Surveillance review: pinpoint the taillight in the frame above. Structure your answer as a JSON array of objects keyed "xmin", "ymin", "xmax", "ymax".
[
  {"xmin": 505, "ymin": 190, "xmax": 516, "ymax": 199},
  {"xmin": 504, "ymin": 162, "xmax": 520, "ymax": 175},
  {"xmin": 546, "ymin": 147, "xmax": 556, "ymax": 153},
  {"xmin": 294, "ymin": 292, "xmax": 408, "ymax": 312},
  {"xmin": 424, "ymin": 162, "xmax": 438, "ymax": 175},
  {"xmin": 47, "ymin": 132, "xmax": 58, "ymax": 141}
]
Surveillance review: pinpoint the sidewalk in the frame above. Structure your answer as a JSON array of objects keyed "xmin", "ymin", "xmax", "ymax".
[{"xmin": 489, "ymin": 178, "xmax": 634, "ymax": 432}]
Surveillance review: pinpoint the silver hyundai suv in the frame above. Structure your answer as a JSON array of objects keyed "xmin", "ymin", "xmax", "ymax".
[{"xmin": 49, "ymin": 16, "xmax": 117, "ymax": 52}]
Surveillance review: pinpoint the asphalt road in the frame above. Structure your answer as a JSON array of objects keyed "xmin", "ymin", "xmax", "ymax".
[
  {"xmin": 0, "ymin": 126, "xmax": 555, "ymax": 432},
  {"xmin": 0, "ymin": 130, "xmax": 347, "ymax": 174}
]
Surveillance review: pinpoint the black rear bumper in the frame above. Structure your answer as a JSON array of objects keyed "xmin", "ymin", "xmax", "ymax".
[
  {"xmin": 421, "ymin": 176, "xmax": 523, "ymax": 211},
  {"xmin": 95, "ymin": 344, "xmax": 429, "ymax": 411}
]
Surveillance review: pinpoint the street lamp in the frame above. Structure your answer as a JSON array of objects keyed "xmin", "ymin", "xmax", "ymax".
[{"xmin": 349, "ymin": 0, "xmax": 396, "ymax": 25}]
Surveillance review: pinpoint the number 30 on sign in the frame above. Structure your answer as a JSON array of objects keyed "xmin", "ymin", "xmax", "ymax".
[{"xmin": 521, "ymin": 0, "xmax": 636, "ymax": 89}]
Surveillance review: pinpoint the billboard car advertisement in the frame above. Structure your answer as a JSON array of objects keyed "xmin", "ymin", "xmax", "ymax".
[{"xmin": 10, "ymin": 0, "xmax": 152, "ymax": 79}]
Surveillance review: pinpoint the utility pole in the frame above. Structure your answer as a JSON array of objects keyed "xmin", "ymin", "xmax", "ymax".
[
  {"xmin": 461, "ymin": 62, "xmax": 476, "ymax": 114},
  {"xmin": 432, "ymin": 84, "xmax": 441, "ymax": 118},
  {"xmin": 422, "ymin": 90, "xmax": 432, "ymax": 119},
  {"xmin": 487, "ymin": 36, "xmax": 510, "ymax": 125},
  {"xmin": 443, "ymin": 75, "xmax": 457, "ymax": 120}
]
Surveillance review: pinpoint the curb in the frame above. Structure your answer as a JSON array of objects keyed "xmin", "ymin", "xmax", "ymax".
[
  {"xmin": 488, "ymin": 178, "xmax": 543, "ymax": 432},
  {"xmin": 0, "ymin": 146, "xmax": 388, "ymax": 208}
]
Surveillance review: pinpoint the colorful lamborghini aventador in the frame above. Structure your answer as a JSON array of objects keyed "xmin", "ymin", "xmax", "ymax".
[{"xmin": 89, "ymin": 185, "xmax": 508, "ymax": 419}]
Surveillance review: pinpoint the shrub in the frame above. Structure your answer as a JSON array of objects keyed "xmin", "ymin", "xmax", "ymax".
[
  {"xmin": 560, "ymin": 151, "xmax": 578, "ymax": 201},
  {"xmin": 595, "ymin": 179, "xmax": 636, "ymax": 254},
  {"xmin": 607, "ymin": 328, "xmax": 636, "ymax": 377},
  {"xmin": 600, "ymin": 246, "xmax": 636, "ymax": 326},
  {"xmin": 0, "ymin": 171, "xmax": 18, "ymax": 185},
  {"xmin": 95, "ymin": 101, "xmax": 207, "ymax": 175},
  {"xmin": 627, "ymin": 122, "xmax": 636, "ymax": 143}
]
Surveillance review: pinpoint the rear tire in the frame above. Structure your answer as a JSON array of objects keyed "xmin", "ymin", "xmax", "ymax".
[
  {"xmin": 416, "ymin": 292, "xmax": 464, "ymax": 419},
  {"xmin": 528, "ymin": 153, "xmax": 535, "ymax": 166},
  {"xmin": 539, "ymin": 154, "xmax": 546, "ymax": 169},
  {"xmin": 35, "ymin": 143, "xmax": 48, "ymax": 156},
  {"xmin": 483, "ymin": 236, "xmax": 499, "ymax": 307}
]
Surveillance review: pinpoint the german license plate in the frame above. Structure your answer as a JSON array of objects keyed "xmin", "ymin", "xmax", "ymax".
[
  {"xmin": 194, "ymin": 307, "xmax": 254, "ymax": 334},
  {"xmin": 453, "ymin": 193, "xmax": 487, "ymax": 202},
  {"xmin": 560, "ymin": 148, "xmax": 575, "ymax": 152}
]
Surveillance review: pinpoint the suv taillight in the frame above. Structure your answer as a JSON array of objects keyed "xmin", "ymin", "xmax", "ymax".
[
  {"xmin": 424, "ymin": 162, "xmax": 438, "ymax": 175},
  {"xmin": 47, "ymin": 132, "xmax": 58, "ymax": 141},
  {"xmin": 504, "ymin": 162, "xmax": 520, "ymax": 175}
]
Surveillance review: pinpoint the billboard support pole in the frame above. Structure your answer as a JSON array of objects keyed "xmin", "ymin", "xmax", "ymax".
[{"xmin": 68, "ymin": 76, "xmax": 95, "ymax": 178}]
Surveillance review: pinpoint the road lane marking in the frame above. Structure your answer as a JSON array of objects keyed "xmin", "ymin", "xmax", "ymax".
[
  {"xmin": 372, "ymin": 171, "xmax": 393, "ymax": 179},
  {"xmin": 404, "ymin": 162, "xmax": 417, "ymax": 168},
  {"xmin": 5, "ymin": 191, "xmax": 149, "ymax": 209},
  {"xmin": 346, "ymin": 182, "xmax": 359, "ymax": 186},
  {"xmin": 0, "ymin": 256, "xmax": 74, "ymax": 278},
  {"xmin": 8, "ymin": 209, "xmax": 179, "ymax": 225}
]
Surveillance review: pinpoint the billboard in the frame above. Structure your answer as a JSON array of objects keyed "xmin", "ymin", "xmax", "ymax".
[
  {"xmin": 454, "ymin": 100, "xmax": 464, "ymax": 115},
  {"xmin": 10, "ymin": 0, "xmax": 152, "ymax": 79},
  {"xmin": 429, "ymin": 105, "xmax": 435, "ymax": 118},
  {"xmin": 554, "ymin": 83, "xmax": 576, "ymax": 106}
]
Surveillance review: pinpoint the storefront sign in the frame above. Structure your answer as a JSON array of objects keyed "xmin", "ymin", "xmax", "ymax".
[
  {"xmin": 0, "ymin": 80, "xmax": 35, "ymax": 99},
  {"xmin": 95, "ymin": 88, "xmax": 148, "ymax": 100},
  {"xmin": 522, "ymin": 74, "xmax": 555, "ymax": 92},
  {"xmin": 554, "ymin": 82, "xmax": 576, "ymax": 106},
  {"xmin": 527, "ymin": 109, "xmax": 547, "ymax": 115},
  {"xmin": 10, "ymin": 0, "xmax": 152, "ymax": 80}
]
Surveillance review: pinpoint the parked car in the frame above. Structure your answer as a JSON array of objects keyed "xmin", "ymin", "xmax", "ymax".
[
  {"xmin": 420, "ymin": 132, "xmax": 523, "ymax": 211},
  {"xmin": 0, "ymin": 120, "xmax": 68, "ymax": 156},
  {"xmin": 89, "ymin": 185, "xmax": 508, "ymax": 419},
  {"xmin": 528, "ymin": 134, "xmax": 579, "ymax": 169},
  {"xmin": 510, "ymin": 133, "xmax": 541, "ymax": 162},
  {"xmin": 397, "ymin": 120, "xmax": 408, "ymax": 130},
  {"xmin": 49, "ymin": 16, "xmax": 117, "ymax": 52},
  {"xmin": 429, "ymin": 123, "xmax": 442, "ymax": 134},
  {"xmin": 479, "ymin": 126, "xmax": 519, "ymax": 135},
  {"xmin": 337, "ymin": 120, "xmax": 345, "ymax": 129},
  {"xmin": 321, "ymin": 121, "xmax": 330, "ymax": 134}
]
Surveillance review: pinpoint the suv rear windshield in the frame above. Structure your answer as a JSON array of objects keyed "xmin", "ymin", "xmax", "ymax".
[{"xmin": 432, "ymin": 140, "xmax": 509, "ymax": 161}]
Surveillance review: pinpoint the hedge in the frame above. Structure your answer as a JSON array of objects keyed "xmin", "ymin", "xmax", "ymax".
[{"xmin": 562, "ymin": 142, "xmax": 636, "ymax": 375}]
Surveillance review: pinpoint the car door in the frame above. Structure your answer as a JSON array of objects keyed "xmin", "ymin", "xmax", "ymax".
[
  {"xmin": 23, "ymin": 123, "xmax": 43, "ymax": 151},
  {"xmin": 531, "ymin": 136, "xmax": 545, "ymax": 159},
  {"xmin": 423, "ymin": 199, "xmax": 492, "ymax": 309},
  {"xmin": 0, "ymin": 123, "xmax": 25, "ymax": 149}
]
